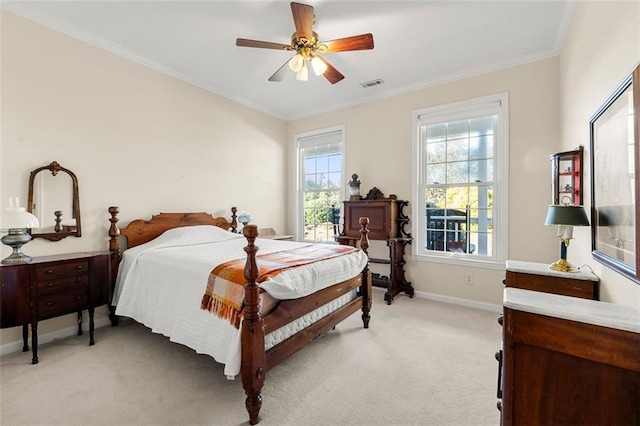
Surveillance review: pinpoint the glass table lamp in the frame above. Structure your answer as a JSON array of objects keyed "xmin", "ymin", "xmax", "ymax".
[
  {"xmin": 544, "ymin": 203, "xmax": 589, "ymax": 272},
  {"xmin": 1, "ymin": 197, "xmax": 40, "ymax": 264},
  {"xmin": 238, "ymin": 213, "xmax": 253, "ymax": 227}
]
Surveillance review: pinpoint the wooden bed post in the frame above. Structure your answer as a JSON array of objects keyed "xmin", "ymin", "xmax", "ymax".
[
  {"xmin": 108, "ymin": 206, "xmax": 122, "ymax": 326},
  {"xmin": 359, "ymin": 217, "xmax": 372, "ymax": 329},
  {"xmin": 241, "ymin": 225, "xmax": 266, "ymax": 425},
  {"xmin": 231, "ymin": 207, "xmax": 238, "ymax": 233}
]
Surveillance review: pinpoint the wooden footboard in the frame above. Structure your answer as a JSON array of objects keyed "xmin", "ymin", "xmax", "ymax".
[
  {"xmin": 240, "ymin": 218, "xmax": 371, "ymax": 425},
  {"xmin": 107, "ymin": 208, "xmax": 371, "ymax": 425}
]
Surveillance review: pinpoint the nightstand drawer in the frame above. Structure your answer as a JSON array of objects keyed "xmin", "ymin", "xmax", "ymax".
[
  {"xmin": 37, "ymin": 275, "xmax": 89, "ymax": 295},
  {"xmin": 38, "ymin": 287, "xmax": 88, "ymax": 318},
  {"xmin": 35, "ymin": 261, "xmax": 89, "ymax": 280}
]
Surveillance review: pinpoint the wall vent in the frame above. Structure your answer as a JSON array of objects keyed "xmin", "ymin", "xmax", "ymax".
[{"xmin": 360, "ymin": 79, "xmax": 385, "ymax": 88}]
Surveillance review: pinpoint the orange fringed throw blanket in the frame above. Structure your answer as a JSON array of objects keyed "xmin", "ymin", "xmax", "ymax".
[{"xmin": 201, "ymin": 244, "xmax": 358, "ymax": 328}]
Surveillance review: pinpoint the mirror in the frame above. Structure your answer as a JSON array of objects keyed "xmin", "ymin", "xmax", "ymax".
[{"xmin": 27, "ymin": 161, "xmax": 81, "ymax": 241}]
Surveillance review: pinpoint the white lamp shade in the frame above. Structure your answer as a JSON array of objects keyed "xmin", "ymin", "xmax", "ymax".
[
  {"xmin": 288, "ymin": 53, "xmax": 304, "ymax": 72},
  {"xmin": 311, "ymin": 56, "xmax": 327, "ymax": 76},
  {"xmin": 295, "ymin": 62, "xmax": 308, "ymax": 81},
  {"xmin": 2, "ymin": 207, "xmax": 40, "ymax": 230}
]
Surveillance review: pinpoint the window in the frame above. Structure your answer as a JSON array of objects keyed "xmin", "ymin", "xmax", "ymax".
[
  {"xmin": 412, "ymin": 93, "xmax": 508, "ymax": 268},
  {"xmin": 294, "ymin": 126, "xmax": 344, "ymax": 243}
]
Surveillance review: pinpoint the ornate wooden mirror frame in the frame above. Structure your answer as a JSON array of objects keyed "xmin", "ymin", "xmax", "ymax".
[{"xmin": 27, "ymin": 161, "xmax": 82, "ymax": 241}]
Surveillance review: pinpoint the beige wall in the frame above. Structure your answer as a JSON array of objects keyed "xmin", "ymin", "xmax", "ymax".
[
  {"xmin": 0, "ymin": 12, "xmax": 287, "ymax": 345},
  {"xmin": 2, "ymin": 1, "xmax": 639, "ymax": 348},
  {"xmin": 288, "ymin": 58, "xmax": 561, "ymax": 307},
  {"xmin": 559, "ymin": 0, "xmax": 640, "ymax": 307}
]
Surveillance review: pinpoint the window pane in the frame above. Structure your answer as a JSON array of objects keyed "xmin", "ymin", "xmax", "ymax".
[
  {"xmin": 317, "ymin": 156, "xmax": 329, "ymax": 173},
  {"xmin": 327, "ymin": 172, "xmax": 341, "ymax": 188},
  {"xmin": 426, "ymin": 141, "xmax": 446, "ymax": 163},
  {"xmin": 447, "ymin": 138, "xmax": 468, "ymax": 162},
  {"xmin": 297, "ymin": 130, "xmax": 343, "ymax": 243},
  {"xmin": 469, "ymin": 159, "xmax": 492, "ymax": 182},
  {"xmin": 426, "ymin": 163, "xmax": 446, "ymax": 184},
  {"xmin": 328, "ymin": 153, "xmax": 341, "ymax": 172},
  {"xmin": 447, "ymin": 120, "xmax": 469, "ymax": 140},
  {"xmin": 445, "ymin": 186, "xmax": 469, "ymax": 210},
  {"xmin": 469, "ymin": 116, "xmax": 494, "ymax": 137},
  {"xmin": 446, "ymin": 161, "xmax": 469, "ymax": 184},
  {"xmin": 427, "ymin": 123, "xmax": 446, "ymax": 143},
  {"xmin": 469, "ymin": 135, "xmax": 493, "ymax": 160},
  {"xmin": 425, "ymin": 187, "xmax": 446, "ymax": 208},
  {"xmin": 304, "ymin": 156, "xmax": 317, "ymax": 174},
  {"xmin": 304, "ymin": 174, "xmax": 316, "ymax": 190},
  {"xmin": 302, "ymin": 190, "xmax": 340, "ymax": 243}
]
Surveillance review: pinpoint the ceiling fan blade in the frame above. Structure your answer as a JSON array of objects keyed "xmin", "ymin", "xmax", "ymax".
[
  {"xmin": 291, "ymin": 2, "xmax": 314, "ymax": 40},
  {"xmin": 322, "ymin": 33, "xmax": 374, "ymax": 53},
  {"xmin": 268, "ymin": 59, "xmax": 291, "ymax": 82},
  {"xmin": 236, "ymin": 38, "xmax": 292, "ymax": 51},
  {"xmin": 316, "ymin": 55, "xmax": 345, "ymax": 84}
]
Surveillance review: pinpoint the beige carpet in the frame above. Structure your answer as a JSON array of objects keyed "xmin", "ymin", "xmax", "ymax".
[{"xmin": 0, "ymin": 294, "xmax": 502, "ymax": 426}]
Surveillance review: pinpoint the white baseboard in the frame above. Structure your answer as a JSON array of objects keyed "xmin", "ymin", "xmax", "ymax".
[
  {"xmin": 414, "ymin": 290, "xmax": 502, "ymax": 313},
  {"xmin": 0, "ymin": 317, "xmax": 112, "ymax": 357},
  {"xmin": 372, "ymin": 286, "xmax": 502, "ymax": 313}
]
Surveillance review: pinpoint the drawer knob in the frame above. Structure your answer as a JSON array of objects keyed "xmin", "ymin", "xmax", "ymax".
[
  {"xmin": 46, "ymin": 302, "xmax": 53, "ymax": 306},
  {"xmin": 76, "ymin": 265, "xmax": 83, "ymax": 270},
  {"xmin": 47, "ymin": 282, "xmax": 54, "ymax": 287},
  {"xmin": 76, "ymin": 296, "xmax": 82, "ymax": 300},
  {"xmin": 76, "ymin": 278, "xmax": 82, "ymax": 283},
  {"xmin": 46, "ymin": 269, "xmax": 53, "ymax": 274}
]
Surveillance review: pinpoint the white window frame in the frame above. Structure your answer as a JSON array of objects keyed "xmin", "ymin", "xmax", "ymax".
[
  {"xmin": 411, "ymin": 93, "xmax": 509, "ymax": 269},
  {"xmin": 293, "ymin": 125, "xmax": 346, "ymax": 242}
]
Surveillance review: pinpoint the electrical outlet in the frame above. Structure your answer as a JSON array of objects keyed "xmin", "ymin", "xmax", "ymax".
[{"xmin": 464, "ymin": 272, "xmax": 474, "ymax": 285}]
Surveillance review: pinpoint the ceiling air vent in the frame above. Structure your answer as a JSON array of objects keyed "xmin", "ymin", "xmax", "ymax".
[{"xmin": 360, "ymin": 79, "xmax": 384, "ymax": 88}]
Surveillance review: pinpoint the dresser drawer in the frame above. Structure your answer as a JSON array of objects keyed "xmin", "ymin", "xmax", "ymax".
[
  {"xmin": 38, "ymin": 287, "xmax": 88, "ymax": 318},
  {"xmin": 37, "ymin": 275, "xmax": 89, "ymax": 295},
  {"xmin": 35, "ymin": 261, "xmax": 89, "ymax": 281}
]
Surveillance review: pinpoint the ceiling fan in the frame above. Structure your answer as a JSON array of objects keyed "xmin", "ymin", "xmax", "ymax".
[{"xmin": 236, "ymin": 2, "xmax": 374, "ymax": 84}]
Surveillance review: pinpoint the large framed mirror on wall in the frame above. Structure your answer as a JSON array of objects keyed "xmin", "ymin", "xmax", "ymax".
[
  {"xmin": 590, "ymin": 62, "xmax": 640, "ymax": 284},
  {"xmin": 27, "ymin": 161, "xmax": 82, "ymax": 241}
]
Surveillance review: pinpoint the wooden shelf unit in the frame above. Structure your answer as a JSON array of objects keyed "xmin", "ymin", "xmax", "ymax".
[{"xmin": 336, "ymin": 188, "xmax": 414, "ymax": 304}]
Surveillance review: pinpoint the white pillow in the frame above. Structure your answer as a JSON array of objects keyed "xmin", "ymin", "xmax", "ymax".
[{"xmin": 152, "ymin": 225, "xmax": 244, "ymax": 247}]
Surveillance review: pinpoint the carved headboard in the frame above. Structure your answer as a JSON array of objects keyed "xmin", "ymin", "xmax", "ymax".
[{"xmin": 108, "ymin": 207, "xmax": 238, "ymax": 250}]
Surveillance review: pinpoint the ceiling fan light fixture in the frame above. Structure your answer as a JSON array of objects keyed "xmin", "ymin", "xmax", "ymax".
[
  {"xmin": 288, "ymin": 53, "xmax": 305, "ymax": 72},
  {"xmin": 311, "ymin": 56, "xmax": 327, "ymax": 76},
  {"xmin": 296, "ymin": 61, "xmax": 309, "ymax": 81}
]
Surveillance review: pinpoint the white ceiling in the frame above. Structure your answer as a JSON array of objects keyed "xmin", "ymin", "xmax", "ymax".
[{"xmin": 3, "ymin": 1, "xmax": 575, "ymax": 120}]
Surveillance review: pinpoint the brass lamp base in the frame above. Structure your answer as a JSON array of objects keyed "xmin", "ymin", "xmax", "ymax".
[{"xmin": 548, "ymin": 258, "xmax": 577, "ymax": 273}]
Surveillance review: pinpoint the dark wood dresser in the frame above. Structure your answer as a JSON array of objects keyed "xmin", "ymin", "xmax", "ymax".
[
  {"xmin": 0, "ymin": 251, "xmax": 110, "ymax": 363},
  {"xmin": 496, "ymin": 260, "xmax": 600, "ymax": 415},
  {"xmin": 501, "ymin": 288, "xmax": 639, "ymax": 425},
  {"xmin": 336, "ymin": 188, "xmax": 413, "ymax": 304},
  {"xmin": 504, "ymin": 259, "xmax": 599, "ymax": 300}
]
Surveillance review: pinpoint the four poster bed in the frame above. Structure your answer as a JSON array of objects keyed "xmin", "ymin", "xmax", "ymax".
[{"xmin": 107, "ymin": 206, "xmax": 372, "ymax": 425}]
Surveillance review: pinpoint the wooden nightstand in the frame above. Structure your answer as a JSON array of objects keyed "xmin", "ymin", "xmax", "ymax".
[
  {"xmin": 0, "ymin": 251, "xmax": 110, "ymax": 364},
  {"xmin": 258, "ymin": 228, "xmax": 293, "ymax": 241}
]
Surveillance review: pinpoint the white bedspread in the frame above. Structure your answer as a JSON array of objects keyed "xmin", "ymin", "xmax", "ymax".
[{"xmin": 113, "ymin": 225, "xmax": 368, "ymax": 376}]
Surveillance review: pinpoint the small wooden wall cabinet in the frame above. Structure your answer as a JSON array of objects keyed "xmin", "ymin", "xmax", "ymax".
[
  {"xmin": 501, "ymin": 288, "xmax": 640, "ymax": 425},
  {"xmin": 0, "ymin": 252, "xmax": 110, "ymax": 363}
]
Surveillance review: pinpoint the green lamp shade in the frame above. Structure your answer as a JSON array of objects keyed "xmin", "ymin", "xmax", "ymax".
[{"xmin": 545, "ymin": 205, "xmax": 590, "ymax": 226}]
